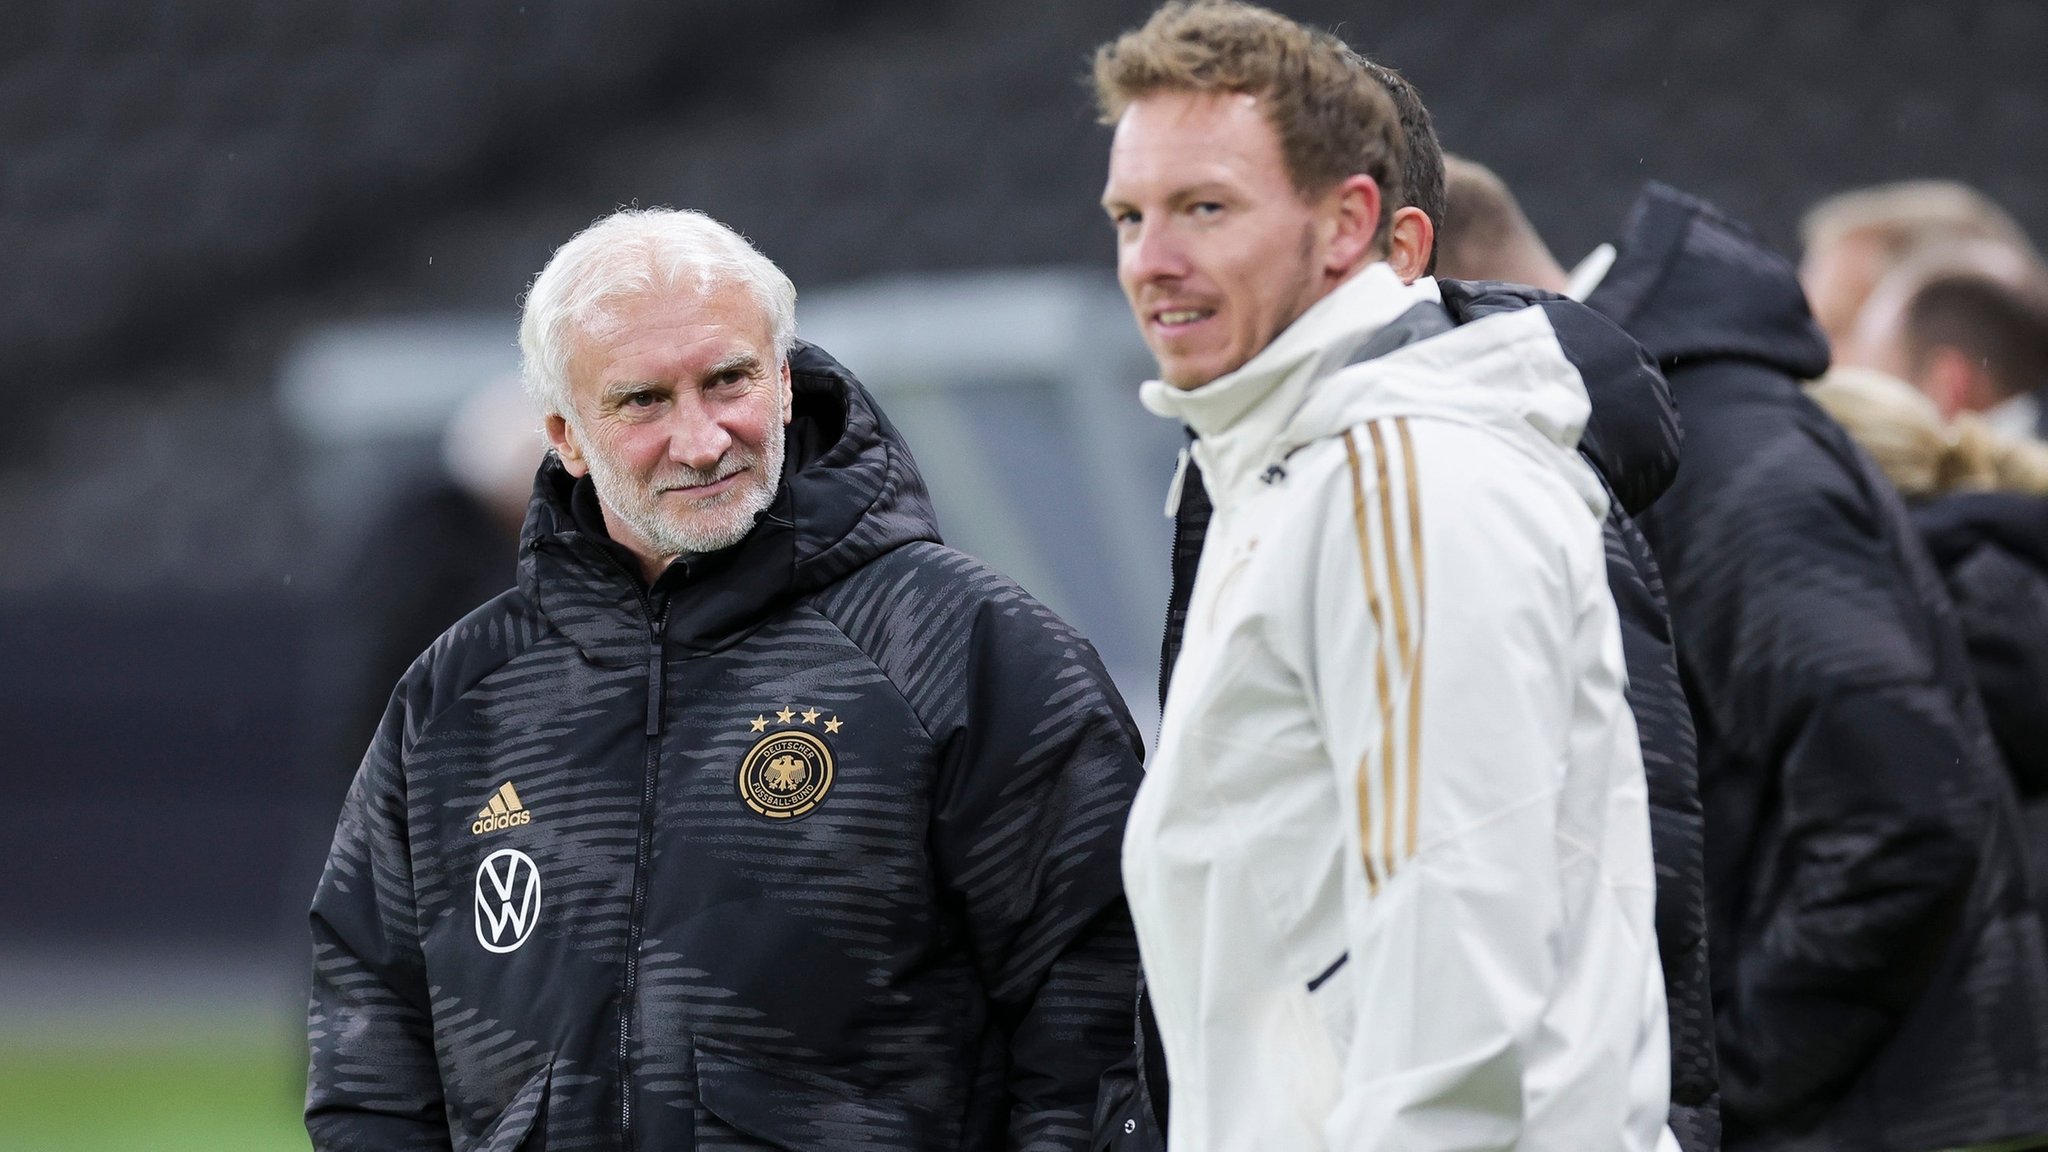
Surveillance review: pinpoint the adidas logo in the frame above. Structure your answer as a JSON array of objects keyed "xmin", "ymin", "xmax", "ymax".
[{"xmin": 471, "ymin": 782, "xmax": 533, "ymax": 836}]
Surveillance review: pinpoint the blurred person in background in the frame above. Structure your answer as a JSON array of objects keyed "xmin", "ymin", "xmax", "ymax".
[
  {"xmin": 1093, "ymin": 5, "xmax": 1673, "ymax": 1149},
  {"xmin": 1841, "ymin": 243, "xmax": 2048, "ymax": 440},
  {"xmin": 1798, "ymin": 180, "xmax": 2038, "ymax": 361},
  {"xmin": 330, "ymin": 376, "xmax": 542, "ymax": 771},
  {"xmin": 1808, "ymin": 367, "xmax": 2048, "ymax": 924},
  {"xmin": 1437, "ymin": 156, "xmax": 1581, "ymax": 295},
  {"xmin": 1451, "ymin": 173, "xmax": 2048, "ymax": 1152},
  {"xmin": 305, "ymin": 208, "xmax": 1144, "ymax": 1151}
]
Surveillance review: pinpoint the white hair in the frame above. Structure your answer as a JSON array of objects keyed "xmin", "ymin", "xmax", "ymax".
[{"xmin": 518, "ymin": 207, "xmax": 797, "ymax": 419}]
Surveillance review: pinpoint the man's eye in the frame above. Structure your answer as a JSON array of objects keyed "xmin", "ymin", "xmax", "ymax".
[
  {"xmin": 624, "ymin": 392, "xmax": 661, "ymax": 407},
  {"xmin": 1109, "ymin": 208, "xmax": 1140, "ymax": 228},
  {"xmin": 1190, "ymin": 202, "xmax": 1224, "ymax": 218}
]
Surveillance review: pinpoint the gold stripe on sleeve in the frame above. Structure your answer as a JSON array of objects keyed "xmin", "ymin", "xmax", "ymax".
[
  {"xmin": 1342, "ymin": 428, "xmax": 1388, "ymax": 896},
  {"xmin": 1397, "ymin": 417, "xmax": 1426, "ymax": 861},
  {"xmin": 1367, "ymin": 421, "xmax": 1404, "ymax": 880}
]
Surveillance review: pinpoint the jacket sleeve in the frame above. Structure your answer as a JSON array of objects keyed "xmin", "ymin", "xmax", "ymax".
[
  {"xmin": 1305, "ymin": 421, "xmax": 1662, "ymax": 1149},
  {"xmin": 305, "ymin": 691, "xmax": 451, "ymax": 1152},
  {"xmin": 928, "ymin": 582, "xmax": 1146, "ymax": 1152}
]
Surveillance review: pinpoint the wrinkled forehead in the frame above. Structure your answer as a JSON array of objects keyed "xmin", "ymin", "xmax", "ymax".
[{"xmin": 569, "ymin": 279, "xmax": 779, "ymax": 387}]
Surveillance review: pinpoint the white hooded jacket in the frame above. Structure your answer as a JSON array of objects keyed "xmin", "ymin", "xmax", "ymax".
[{"xmin": 1125, "ymin": 264, "xmax": 1675, "ymax": 1151}]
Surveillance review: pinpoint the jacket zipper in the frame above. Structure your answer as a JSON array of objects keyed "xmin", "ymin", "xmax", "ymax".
[
  {"xmin": 620, "ymin": 587, "xmax": 667, "ymax": 1151},
  {"xmin": 1157, "ymin": 440, "xmax": 1201, "ymax": 720}
]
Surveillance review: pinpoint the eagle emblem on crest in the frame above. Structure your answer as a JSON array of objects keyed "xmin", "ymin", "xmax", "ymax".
[{"xmin": 737, "ymin": 708, "xmax": 840, "ymax": 820}]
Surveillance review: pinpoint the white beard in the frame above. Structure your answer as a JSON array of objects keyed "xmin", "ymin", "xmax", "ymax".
[{"xmin": 585, "ymin": 424, "xmax": 786, "ymax": 559}]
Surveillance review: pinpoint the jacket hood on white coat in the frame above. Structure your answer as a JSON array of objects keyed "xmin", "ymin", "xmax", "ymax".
[{"xmin": 1141, "ymin": 261, "xmax": 1609, "ymax": 521}]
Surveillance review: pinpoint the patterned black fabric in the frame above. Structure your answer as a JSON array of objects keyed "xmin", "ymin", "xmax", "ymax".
[
  {"xmin": 306, "ymin": 343, "xmax": 1144, "ymax": 1151},
  {"xmin": 1098, "ymin": 287, "xmax": 1721, "ymax": 1151},
  {"xmin": 1914, "ymin": 492, "xmax": 2048, "ymax": 937},
  {"xmin": 1590, "ymin": 182, "xmax": 2048, "ymax": 1152},
  {"xmin": 1915, "ymin": 492, "xmax": 2048, "ymax": 803}
]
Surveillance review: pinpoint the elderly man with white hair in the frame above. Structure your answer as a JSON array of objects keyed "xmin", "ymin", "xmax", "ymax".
[{"xmin": 305, "ymin": 208, "xmax": 1145, "ymax": 1151}]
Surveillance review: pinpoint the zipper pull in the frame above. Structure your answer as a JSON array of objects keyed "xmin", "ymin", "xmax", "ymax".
[
  {"xmin": 645, "ymin": 611, "xmax": 667, "ymax": 737},
  {"xmin": 1163, "ymin": 446, "xmax": 1191, "ymax": 519}
]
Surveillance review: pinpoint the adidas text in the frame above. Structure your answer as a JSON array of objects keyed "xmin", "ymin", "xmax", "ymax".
[{"xmin": 472, "ymin": 810, "xmax": 532, "ymax": 835}]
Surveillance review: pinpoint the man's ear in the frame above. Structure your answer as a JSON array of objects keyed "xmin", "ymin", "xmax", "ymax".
[
  {"xmin": 544, "ymin": 410, "xmax": 590, "ymax": 477},
  {"xmin": 1386, "ymin": 206, "xmax": 1435, "ymax": 285},
  {"xmin": 1323, "ymin": 174, "xmax": 1383, "ymax": 283},
  {"xmin": 779, "ymin": 358, "xmax": 795, "ymax": 426},
  {"xmin": 1921, "ymin": 346, "xmax": 1979, "ymax": 422}
]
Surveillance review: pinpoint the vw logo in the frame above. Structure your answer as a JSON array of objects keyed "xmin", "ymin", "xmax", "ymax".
[{"xmin": 474, "ymin": 848, "xmax": 541, "ymax": 954}]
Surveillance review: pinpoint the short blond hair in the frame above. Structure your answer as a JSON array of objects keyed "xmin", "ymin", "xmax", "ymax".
[
  {"xmin": 1092, "ymin": 1, "xmax": 1407, "ymax": 239},
  {"xmin": 1808, "ymin": 366, "xmax": 2048, "ymax": 497},
  {"xmin": 1438, "ymin": 155, "xmax": 1549, "ymax": 280},
  {"xmin": 1801, "ymin": 180, "xmax": 2034, "ymax": 263}
]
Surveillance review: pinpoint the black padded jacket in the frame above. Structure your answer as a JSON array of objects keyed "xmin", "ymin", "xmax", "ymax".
[
  {"xmin": 1588, "ymin": 182, "xmax": 2048, "ymax": 1152},
  {"xmin": 306, "ymin": 344, "xmax": 1144, "ymax": 1152},
  {"xmin": 1915, "ymin": 491, "xmax": 2048, "ymax": 933}
]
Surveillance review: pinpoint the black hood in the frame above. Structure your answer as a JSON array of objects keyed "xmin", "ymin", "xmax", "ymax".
[
  {"xmin": 1915, "ymin": 490, "xmax": 2048, "ymax": 575},
  {"xmin": 1440, "ymin": 279, "xmax": 1681, "ymax": 517},
  {"xmin": 515, "ymin": 341, "xmax": 941, "ymax": 659},
  {"xmin": 1584, "ymin": 182, "xmax": 1831, "ymax": 382}
]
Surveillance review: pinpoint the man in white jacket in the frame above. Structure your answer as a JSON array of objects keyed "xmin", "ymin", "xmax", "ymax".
[{"xmin": 1094, "ymin": 5, "xmax": 1674, "ymax": 1149}]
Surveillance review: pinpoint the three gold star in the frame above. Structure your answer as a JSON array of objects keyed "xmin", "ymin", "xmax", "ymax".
[{"xmin": 756, "ymin": 706, "xmax": 843, "ymax": 734}]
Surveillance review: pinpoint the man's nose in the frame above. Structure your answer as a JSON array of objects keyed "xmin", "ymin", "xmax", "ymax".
[
  {"xmin": 1123, "ymin": 220, "xmax": 1188, "ymax": 286},
  {"xmin": 665, "ymin": 397, "xmax": 733, "ymax": 471}
]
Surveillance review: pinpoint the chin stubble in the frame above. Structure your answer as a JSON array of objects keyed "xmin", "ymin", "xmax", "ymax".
[{"xmin": 588, "ymin": 425, "xmax": 786, "ymax": 558}]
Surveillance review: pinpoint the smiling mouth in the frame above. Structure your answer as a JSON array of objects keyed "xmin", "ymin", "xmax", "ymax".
[
  {"xmin": 1153, "ymin": 308, "xmax": 1214, "ymax": 329},
  {"xmin": 661, "ymin": 471, "xmax": 744, "ymax": 498}
]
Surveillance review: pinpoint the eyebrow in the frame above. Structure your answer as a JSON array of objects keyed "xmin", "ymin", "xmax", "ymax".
[
  {"xmin": 600, "ymin": 378, "xmax": 664, "ymax": 404},
  {"xmin": 701, "ymin": 351, "xmax": 762, "ymax": 381},
  {"xmin": 1101, "ymin": 182, "xmax": 1238, "ymax": 213},
  {"xmin": 599, "ymin": 351, "xmax": 765, "ymax": 403}
]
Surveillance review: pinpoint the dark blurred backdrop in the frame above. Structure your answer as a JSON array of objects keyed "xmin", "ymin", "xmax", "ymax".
[{"xmin": 1, "ymin": 1, "xmax": 2042, "ymax": 1145}]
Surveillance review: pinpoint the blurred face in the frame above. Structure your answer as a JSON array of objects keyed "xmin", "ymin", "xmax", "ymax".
[
  {"xmin": 1801, "ymin": 230, "xmax": 1887, "ymax": 351},
  {"xmin": 545, "ymin": 280, "xmax": 791, "ymax": 579},
  {"xmin": 1838, "ymin": 281, "xmax": 1913, "ymax": 381},
  {"xmin": 1103, "ymin": 90, "xmax": 1377, "ymax": 389}
]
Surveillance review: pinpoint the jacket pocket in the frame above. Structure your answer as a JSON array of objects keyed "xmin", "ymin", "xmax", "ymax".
[
  {"xmin": 1296, "ymin": 950, "xmax": 1352, "ymax": 1107},
  {"xmin": 470, "ymin": 1062, "xmax": 550, "ymax": 1152},
  {"xmin": 693, "ymin": 1042, "xmax": 948, "ymax": 1151}
]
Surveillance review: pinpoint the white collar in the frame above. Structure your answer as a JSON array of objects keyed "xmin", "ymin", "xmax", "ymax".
[
  {"xmin": 1984, "ymin": 390, "xmax": 2044, "ymax": 442},
  {"xmin": 1139, "ymin": 264, "xmax": 1441, "ymax": 491}
]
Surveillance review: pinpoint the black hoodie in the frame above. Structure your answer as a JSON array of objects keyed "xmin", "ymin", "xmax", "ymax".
[
  {"xmin": 1097, "ymin": 284, "xmax": 1721, "ymax": 1152},
  {"xmin": 307, "ymin": 344, "xmax": 1144, "ymax": 1151},
  {"xmin": 1587, "ymin": 183, "xmax": 2048, "ymax": 1152},
  {"xmin": 1916, "ymin": 492, "xmax": 2048, "ymax": 802}
]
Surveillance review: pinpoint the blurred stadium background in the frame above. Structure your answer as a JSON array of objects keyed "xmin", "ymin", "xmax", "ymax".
[{"xmin": 1, "ymin": 1, "xmax": 2043, "ymax": 1146}]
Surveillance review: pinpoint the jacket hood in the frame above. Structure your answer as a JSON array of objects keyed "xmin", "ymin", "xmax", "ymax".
[
  {"xmin": 1584, "ymin": 182, "xmax": 1831, "ymax": 382},
  {"xmin": 1279, "ymin": 297, "xmax": 1609, "ymax": 520},
  {"xmin": 1915, "ymin": 490, "xmax": 2048, "ymax": 576},
  {"xmin": 516, "ymin": 341, "xmax": 941, "ymax": 659},
  {"xmin": 1440, "ymin": 280, "xmax": 1680, "ymax": 517}
]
